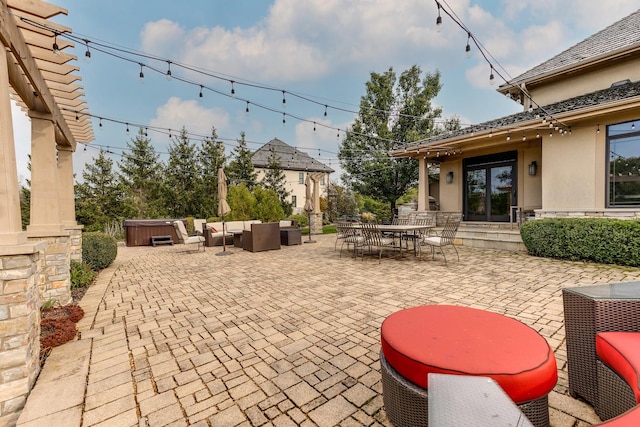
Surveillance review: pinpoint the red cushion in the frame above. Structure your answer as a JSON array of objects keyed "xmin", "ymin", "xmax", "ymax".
[
  {"xmin": 598, "ymin": 405, "xmax": 640, "ymax": 426},
  {"xmin": 596, "ymin": 332, "xmax": 640, "ymax": 403},
  {"xmin": 381, "ymin": 305, "xmax": 557, "ymax": 403}
]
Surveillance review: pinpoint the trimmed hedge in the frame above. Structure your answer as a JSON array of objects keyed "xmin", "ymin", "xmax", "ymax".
[
  {"xmin": 520, "ymin": 218, "xmax": 640, "ymax": 266},
  {"xmin": 82, "ymin": 232, "xmax": 118, "ymax": 270}
]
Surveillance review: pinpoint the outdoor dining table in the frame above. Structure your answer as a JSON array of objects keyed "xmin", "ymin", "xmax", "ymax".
[{"xmin": 353, "ymin": 223, "xmax": 435, "ymax": 257}]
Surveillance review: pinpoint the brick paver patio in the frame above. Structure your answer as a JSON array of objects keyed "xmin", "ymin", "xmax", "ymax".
[{"xmin": 18, "ymin": 234, "xmax": 640, "ymax": 426}]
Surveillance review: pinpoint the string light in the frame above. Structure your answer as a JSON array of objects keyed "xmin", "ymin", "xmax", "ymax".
[
  {"xmin": 282, "ymin": 91, "xmax": 286, "ymax": 106},
  {"xmin": 522, "ymin": 132, "xmax": 526, "ymax": 141},
  {"xmin": 597, "ymin": 125, "xmax": 600, "ymax": 134},
  {"xmin": 282, "ymin": 113, "xmax": 286, "ymax": 126},
  {"xmin": 83, "ymin": 40, "xmax": 91, "ymax": 63},
  {"xmin": 99, "ymin": 118, "xmax": 102, "ymax": 128},
  {"xmin": 230, "ymin": 81, "xmax": 235, "ymax": 96},
  {"xmin": 75, "ymin": 111, "xmax": 79, "ymax": 121},
  {"xmin": 324, "ymin": 105, "xmax": 328, "ymax": 117},
  {"xmin": 139, "ymin": 63, "xmax": 144, "ymax": 83},
  {"xmin": 166, "ymin": 61, "xmax": 172, "ymax": 81},
  {"xmin": 465, "ymin": 32, "xmax": 471, "ymax": 58},
  {"xmin": 52, "ymin": 33, "xmax": 59, "ymax": 54},
  {"xmin": 245, "ymin": 101, "xmax": 250, "ymax": 113},
  {"xmin": 506, "ymin": 131, "xmax": 510, "ymax": 141},
  {"xmin": 489, "ymin": 65, "xmax": 495, "ymax": 85},
  {"xmin": 313, "ymin": 122, "xmax": 316, "ymax": 132},
  {"xmin": 436, "ymin": 2, "xmax": 442, "ymax": 31},
  {"xmin": 536, "ymin": 130, "xmax": 540, "ymax": 139},
  {"xmin": 199, "ymin": 85, "xmax": 203, "ymax": 98},
  {"xmin": 126, "ymin": 123, "xmax": 129, "ymax": 134}
]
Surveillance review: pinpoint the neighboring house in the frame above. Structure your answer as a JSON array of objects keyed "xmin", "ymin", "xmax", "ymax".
[
  {"xmin": 252, "ymin": 138, "xmax": 334, "ymax": 215},
  {"xmin": 391, "ymin": 9, "xmax": 640, "ymax": 224}
]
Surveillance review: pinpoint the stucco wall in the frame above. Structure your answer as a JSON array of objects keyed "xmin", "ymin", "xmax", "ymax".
[
  {"xmin": 255, "ymin": 168, "xmax": 331, "ymax": 215},
  {"xmin": 528, "ymin": 59, "xmax": 640, "ymax": 107}
]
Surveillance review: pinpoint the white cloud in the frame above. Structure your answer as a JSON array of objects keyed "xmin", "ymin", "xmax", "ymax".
[{"xmin": 149, "ymin": 97, "xmax": 231, "ymax": 138}]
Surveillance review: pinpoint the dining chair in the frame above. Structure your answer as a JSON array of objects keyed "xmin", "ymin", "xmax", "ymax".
[
  {"xmin": 361, "ymin": 221, "xmax": 396, "ymax": 262},
  {"xmin": 418, "ymin": 215, "xmax": 461, "ymax": 265},
  {"xmin": 336, "ymin": 221, "xmax": 365, "ymax": 258}
]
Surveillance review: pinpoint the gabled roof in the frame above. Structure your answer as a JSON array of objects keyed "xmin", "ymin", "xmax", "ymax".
[
  {"xmin": 502, "ymin": 9, "xmax": 640, "ymax": 87},
  {"xmin": 395, "ymin": 79, "xmax": 640, "ymax": 153},
  {"xmin": 252, "ymin": 138, "xmax": 334, "ymax": 173}
]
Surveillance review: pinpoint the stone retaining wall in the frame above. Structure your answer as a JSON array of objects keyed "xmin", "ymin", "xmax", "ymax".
[{"xmin": 0, "ymin": 243, "xmax": 45, "ymax": 427}]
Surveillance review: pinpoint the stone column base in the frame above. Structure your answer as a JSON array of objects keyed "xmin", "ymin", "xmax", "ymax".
[{"xmin": 309, "ymin": 213, "xmax": 323, "ymax": 236}]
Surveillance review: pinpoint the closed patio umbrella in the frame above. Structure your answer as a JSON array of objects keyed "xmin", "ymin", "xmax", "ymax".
[
  {"xmin": 303, "ymin": 174, "xmax": 316, "ymax": 243},
  {"xmin": 216, "ymin": 167, "xmax": 232, "ymax": 256}
]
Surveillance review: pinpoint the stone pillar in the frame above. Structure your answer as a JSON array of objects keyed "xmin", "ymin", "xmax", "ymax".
[
  {"xmin": 0, "ymin": 46, "xmax": 27, "ymax": 245},
  {"xmin": 0, "ymin": 242, "xmax": 46, "ymax": 427},
  {"xmin": 418, "ymin": 157, "xmax": 430, "ymax": 211},
  {"xmin": 309, "ymin": 173, "xmax": 324, "ymax": 235},
  {"xmin": 27, "ymin": 113, "xmax": 63, "ymax": 234},
  {"xmin": 27, "ymin": 113, "xmax": 71, "ymax": 305}
]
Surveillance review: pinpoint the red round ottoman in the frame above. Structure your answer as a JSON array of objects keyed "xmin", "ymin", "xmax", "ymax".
[{"xmin": 380, "ymin": 305, "xmax": 557, "ymax": 427}]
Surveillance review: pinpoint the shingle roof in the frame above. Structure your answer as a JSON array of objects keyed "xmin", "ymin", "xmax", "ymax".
[
  {"xmin": 252, "ymin": 138, "xmax": 334, "ymax": 173},
  {"xmin": 398, "ymin": 79, "xmax": 640, "ymax": 150},
  {"xmin": 504, "ymin": 9, "xmax": 640, "ymax": 86}
]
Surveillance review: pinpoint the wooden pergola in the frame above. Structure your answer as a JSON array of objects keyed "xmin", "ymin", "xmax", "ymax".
[{"xmin": 0, "ymin": 0, "xmax": 93, "ymax": 244}]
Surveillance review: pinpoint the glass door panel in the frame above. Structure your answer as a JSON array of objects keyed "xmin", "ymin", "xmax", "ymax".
[
  {"xmin": 489, "ymin": 165, "xmax": 513, "ymax": 222},
  {"xmin": 466, "ymin": 169, "xmax": 486, "ymax": 221}
]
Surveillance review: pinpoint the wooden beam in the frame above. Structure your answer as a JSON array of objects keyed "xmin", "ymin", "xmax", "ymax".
[
  {"xmin": 7, "ymin": 0, "xmax": 67, "ymax": 20},
  {"xmin": 0, "ymin": 0, "xmax": 76, "ymax": 148}
]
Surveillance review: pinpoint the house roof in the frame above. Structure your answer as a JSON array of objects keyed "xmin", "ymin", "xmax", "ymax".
[
  {"xmin": 501, "ymin": 9, "xmax": 640, "ymax": 87},
  {"xmin": 394, "ymin": 79, "xmax": 640, "ymax": 153},
  {"xmin": 252, "ymin": 138, "xmax": 335, "ymax": 173}
]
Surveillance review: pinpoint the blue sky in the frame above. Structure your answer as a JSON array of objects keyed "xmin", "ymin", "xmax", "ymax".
[{"xmin": 10, "ymin": 0, "xmax": 640, "ymax": 184}]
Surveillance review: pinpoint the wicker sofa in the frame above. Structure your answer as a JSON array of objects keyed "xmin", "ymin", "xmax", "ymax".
[
  {"xmin": 242, "ymin": 222, "xmax": 281, "ymax": 252},
  {"xmin": 562, "ymin": 282, "xmax": 640, "ymax": 422},
  {"xmin": 203, "ymin": 220, "xmax": 262, "ymax": 246}
]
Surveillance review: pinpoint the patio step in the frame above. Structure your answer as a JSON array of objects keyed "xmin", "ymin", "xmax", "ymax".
[{"xmin": 456, "ymin": 224, "xmax": 527, "ymax": 252}]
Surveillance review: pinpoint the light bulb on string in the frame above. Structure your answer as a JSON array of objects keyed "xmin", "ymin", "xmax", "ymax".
[
  {"xmin": 139, "ymin": 64, "xmax": 144, "ymax": 83},
  {"xmin": 489, "ymin": 65, "xmax": 495, "ymax": 85},
  {"xmin": 83, "ymin": 144, "xmax": 87, "ymax": 152},
  {"xmin": 99, "ymin": 118, "xmax": 103, "ymax": 128},
  {"xmin": 169, "ymin": 129, "xmax": 172, "ymax": 139},
  {"xmin": 75, "ymin": 111, "xmax": 79, "ymax": 121},
  {"xmin": 597, "ymin": 125, "xmax": 600, "ymax": 134},
  {"xmin": 83, "ymin": 40, "xmax": 91, "ymax": 63},
  {"xmin": 282, "ymin": 91, "xmax": 286, "ymax": 107},
  {"xmin": 145, "ymin": 128, "xmax": 148, "ymax": 137},
  {"xmin": 632, "ymin": 123, "xmax": 636, "ymax": 130},
  {"xmin": 245, "ymin": 101, "xmax": 250, "ymax": 113},
  {"xmin": 199, "ymin": 85, "xmax": 203, "ymax": 99},
  {"xmin": 506, "ymin": 131, "xmax": 510, "ymax": 141},
  {"xmin": 528, "ymin": 102, "xmax": 533, "ymax": 113},
  {"xmin": 230, "ymin": 81, "xmax": 235, "ymax": 97},
  {"xmin": 465, "ymin": 32, "xmax": 471, "ymax": 58},
  {"xmin": 52, "ymin": 33, "xmax": 59, "ymax": 54},
  {"xmin": 166, "ymin": 61, "xmax": 172, "ymax": 81},
  {"xmin": 436, "ymin": 2, "xmax": 442, "ymax": 32},
  {"xmin": 313, "ymin": 122, "xmax": 316, "ymax": 132},
  {"xmin": 522, "ymin": 132, "xmax": 526, "ymax": 141},
  {"xmin": 324, "ymin": 105, "xmax": 328, "ymax": 117},
  {"xmin": 282, "ymin": 113, "xmax": 286, "ymax": 126},
  {"xmin": 536, "ymin": 130, "xmax": 540, "ymax": 139},
  {"xmin": 126, "ymin": 123, "xmax": 129, "ymax": 134}
]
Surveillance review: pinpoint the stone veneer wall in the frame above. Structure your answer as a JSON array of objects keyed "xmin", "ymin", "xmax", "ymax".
[
  {"xmin": 65, "ymin": 226, "xmax": 83, "ymax": 263},
  {"xmin": 536, "ymin": 209, "xmax": 640, "ymax": 220},
  {"xmin": 28, "ymin": 234, "xmax": 72, "ymax": 306},
  {"xmin": 0, "ymin": 244, "xmax": 45, "ymax": 426}
]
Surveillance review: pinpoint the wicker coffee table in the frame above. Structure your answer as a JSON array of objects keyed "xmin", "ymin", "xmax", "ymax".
[{"xmin": 380, "ymin": 305, "xmax": 557, "ymax": 427}]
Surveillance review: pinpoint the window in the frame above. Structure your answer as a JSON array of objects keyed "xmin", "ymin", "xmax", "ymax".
[
  {"xmin": 292, "ymin": 195, "xmax": 297, "ymax": 207},
  {"xmin": 607, "ymin": 120, "xmax": 640, "ymax": 207},
  {"xmin": 299, "ymin": 172, "xmax": 304, "ymax": 184},
  {"xmin": 320, "ymin": 176, "xmax": 325, "ymax": 185}
]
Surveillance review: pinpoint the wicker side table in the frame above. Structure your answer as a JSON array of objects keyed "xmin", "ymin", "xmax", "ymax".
[{"xmin": 562, "ymin": 281, "xmax": 640, "ymax": 418}]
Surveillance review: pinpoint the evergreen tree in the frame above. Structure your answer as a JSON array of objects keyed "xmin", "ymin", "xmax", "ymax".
[
  {"xmin": 226, "ymin": 183, "xmax": 255, "ymax": 221},
  {"xmin": 227, "ymin": 131, "xmax": 257, "ymax": 190},
  {"xmin": 339, "ymin": 65, "xmax": 448, "ymax": 212},
  {"xmin": 19, "ymin": 155, "xmax": 31, "ymax": 229},
  {"xmin": 118, "ymin": 128, "xmax": 167, "ymax": 218},
  {"xmin": 253, "ymin": 186, "xmax": 285, "ymax": 222},
  {"xmin": 261, "ymin": 148, "xmax": 292, "ymax": 216},
  {"xmin": 76, "ymin": 149, "xmax": 133, "ymax": 231},
  {"xmin": 199, "ymin": 127, "xmax": 226, "ymax": 219},
  {"xmin": 165, "ymin": 127, "xmax": 205, "ymax": 217}
]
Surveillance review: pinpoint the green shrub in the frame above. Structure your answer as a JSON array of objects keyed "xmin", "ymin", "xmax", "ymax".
[
  {"xmin": 520, "ymin": 218, "xmax": 640, "ymax": 266},
  {"xmin": 70, "ymin": 260, "xmax": 97, "ymax": 289},
  {"xmin": 82, "ymin": 232, "xmax": 118, "ymax": 270},
  {"xmin": 290, "ymin": 214, "xmax": 308, "ymax": 228},
  {"xmin": 185, "ymin": 217, "xmax": 195, "ymax": 235}
]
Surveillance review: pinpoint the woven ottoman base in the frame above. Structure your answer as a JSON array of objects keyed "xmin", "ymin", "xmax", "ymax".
[{"xmin": 380, "ymin": 352, "xmax": 550, "ymax": 427}]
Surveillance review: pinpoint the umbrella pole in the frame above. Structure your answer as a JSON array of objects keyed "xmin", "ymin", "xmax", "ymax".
[
  {"xmin": 216, "ymin": 215, "xmax": 233, "ymax": 256},
  {"xmin": 304, "ymin": 211, "xmax": 316, "ymax": 244}
]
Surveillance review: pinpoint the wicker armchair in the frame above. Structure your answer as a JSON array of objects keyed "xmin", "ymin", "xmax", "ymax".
[{"xmin": 562, "ymin": 282, "xmax": 640, "ymax": 421}]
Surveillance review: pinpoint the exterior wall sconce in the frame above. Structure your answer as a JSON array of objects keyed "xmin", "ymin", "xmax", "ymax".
[
  {"xmin": 446, "ymin": 171, "xmax": 454, "ymax": 184},
  {"xmin": 529, "ymin": 161, "xmax": 538, "ymax": 176}
]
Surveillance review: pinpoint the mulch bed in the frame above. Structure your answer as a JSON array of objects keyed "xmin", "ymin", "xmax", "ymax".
[{"xmin": 39, "ymin": 288, "xmax": 88, "ymax": 367}]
